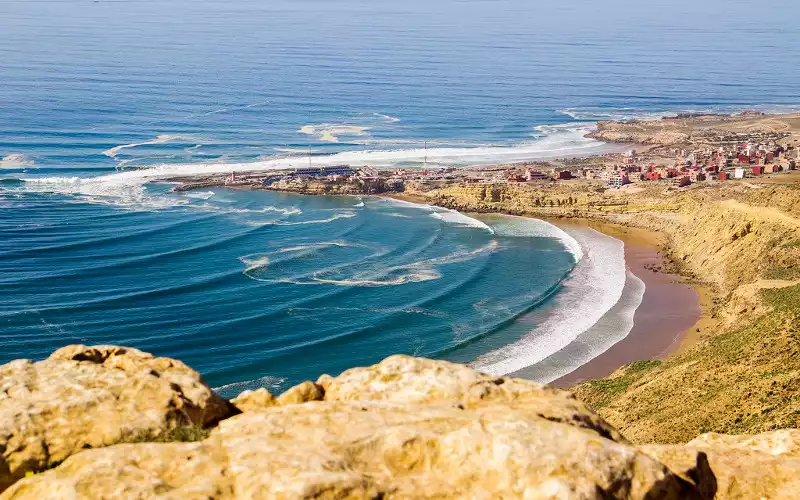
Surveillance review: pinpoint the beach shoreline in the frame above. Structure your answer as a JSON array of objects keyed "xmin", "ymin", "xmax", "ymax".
[
  {"xmin": 378, "ymin": 193, "xmax": 709, "ymax": 386},
  {"xmin": 548, "ymin": 220, "xmax": 704, "ymax": 387}
]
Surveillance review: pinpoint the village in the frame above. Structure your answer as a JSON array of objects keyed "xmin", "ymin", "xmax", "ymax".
[
  {"xmin": 172, "ymin": 141, "xmax": 798, "ymax": 195},
  {"xmin": 168, "ymin": 116, "xmax": 800, "ymax": 195}
]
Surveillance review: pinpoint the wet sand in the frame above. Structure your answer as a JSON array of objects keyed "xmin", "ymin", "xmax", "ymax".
[{"xmin": 551, "ymin": 220, "xmax": 703, "ymax": 388}]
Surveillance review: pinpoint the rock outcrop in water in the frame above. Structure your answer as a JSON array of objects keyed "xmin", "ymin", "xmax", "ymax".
[{"xmin": 1, "ymin": 347, "xmax": 799, "ymax": 498}]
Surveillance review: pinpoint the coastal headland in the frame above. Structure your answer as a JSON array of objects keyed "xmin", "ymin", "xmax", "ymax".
[{"xmin": 167, "ymin": 111, "xmax": 800, "ymax": 444}]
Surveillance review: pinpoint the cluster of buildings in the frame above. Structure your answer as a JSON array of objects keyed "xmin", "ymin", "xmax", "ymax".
[
  {"xmin": 211, "ymin": 139, "xmax": 798, "ymax": 193},
  {"xmin": 590, "ymin": 142, "xmax": 799, "ymax": 189}
]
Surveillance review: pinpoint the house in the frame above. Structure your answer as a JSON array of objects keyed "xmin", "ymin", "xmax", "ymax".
[
  {"xmin": 555, "ymin": 170, "xmax": 573, "ymax": 180},
  {"xmin": 526, "ymin": 169, "xmax": 550, "ymax": 181},
  {"xmin": 606, "ymin": 170, "xmax": 630, "ymax": 189},
  {"xmin": 673, "ymin": 176, "xmax": 691, "ymax": 188},
  {"xmin": 645, "ymin": 171, "xmax": 660, "ymax": 181}
]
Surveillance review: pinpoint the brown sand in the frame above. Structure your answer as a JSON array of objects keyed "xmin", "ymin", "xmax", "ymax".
[{"xmin": 551, "ymin": 220, "xmax": 703, "ymax": 387}]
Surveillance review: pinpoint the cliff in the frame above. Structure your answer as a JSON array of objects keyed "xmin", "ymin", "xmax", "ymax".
[
  {"xmin": 1, "ymin": 347, "xmax": 799, "ymax": 498},
  {"xmin": 404, "ymin": 181, "xmax": 800, "ymax": 443}
]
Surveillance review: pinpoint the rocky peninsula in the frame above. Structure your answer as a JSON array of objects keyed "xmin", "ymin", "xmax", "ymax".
[{"xmin": 1, "ymin": 345, "xmax": 799, "ymax": 499}]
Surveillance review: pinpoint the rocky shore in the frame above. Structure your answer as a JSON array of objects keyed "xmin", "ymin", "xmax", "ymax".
[{"xmin": 2, "ymin": 345, "xmax": 799, "ymax": 498}]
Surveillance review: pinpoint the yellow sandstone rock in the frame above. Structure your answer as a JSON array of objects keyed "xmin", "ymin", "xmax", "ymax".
[
  {"xmin": 231, "ymin": 387, "xmax": 278, "ymax": 412},
  {"xmin": 0, "ymin": 345, "xmax": 233, "ymax": 491},
  {"xmin": 642, "ymin": 429, "xmax": 800, "ymax": 500},
  {"xmin": 1, "ymin": 354, "xmax": 704, "ymax": 499}
]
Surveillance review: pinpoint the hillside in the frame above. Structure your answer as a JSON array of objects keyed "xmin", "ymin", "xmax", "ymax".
[{"xmin": 404, "ymin": 179, "xmax": 800, "ymax": 443}]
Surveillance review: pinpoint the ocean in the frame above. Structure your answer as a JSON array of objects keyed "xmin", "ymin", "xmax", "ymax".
[{"xmin": 2, "ymin": 0, "xmax": 799, "ymax": 394}]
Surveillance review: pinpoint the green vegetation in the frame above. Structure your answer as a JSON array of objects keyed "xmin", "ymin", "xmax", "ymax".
[
  {"xmin": 585, "ymin": 360, "xmax": 663, "ymax": 408},
  {"xmin": 126, "ymin": 424, "xmax": 211, "ymax": 444},
  {"xmin": 762, "ymin": 266, "xmax": 800, "ymax": 280}
]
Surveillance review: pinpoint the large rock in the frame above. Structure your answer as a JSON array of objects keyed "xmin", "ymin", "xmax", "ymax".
[
  {"xmin": 642, "ymin": 429, "xmax": 800, "ymax": 500},
  {"xmin": 0, "ymin": 345, "xmax": 233, "ymax": 491},
  {"xmin": 2, "ymin": 355, "xmax": 705, "ymax": 499}
]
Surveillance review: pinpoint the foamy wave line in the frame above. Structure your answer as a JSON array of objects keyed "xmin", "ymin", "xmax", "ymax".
[
  {"xmin": 533, "ymin": 269, "xmax": 645, "ymax": 384},
  {"xmin": 183, "ymin": 191, "xmax": 215, "ymax": 200},
  {"xmin": 0, "ymin": 154, "xmax": 35, "ymax": 170},
  {"xmin": 374, "ymin": 113, "xmax": 401, "ymax": 123},
  {"xmin": 430, "ymin": 209, "xmax": 494, "ymax": 234},
  {"xmin": 242, "ymin": 240, "xmax": 498, "ymax": 287},
  {"xmin": 470, "ymin": 225, "xmax": 624, "ymax": 375},
  {"xmin": 378, "ymin": 197, "xmax": 494, "ymax": 234},
  {"xmin": 558, "ymin": 104, "xmax": 800, "ymax": 123},
  {"xmin": 490, "ymin": 215, "xmax": 582, "ymax": 262},
  {"xmin": 213, "ymin": 374, "xmax": 288, "ymax": 396},
  {"xmin": 104, "ymin": 134, "xmax": 190, "ymax": 160},
  {"xmin": 288, "ymin": 305, "xmax": 447, "ymax": 318},
  {"xmin": 273, "ymin": 212, "xmax": 355, "ymax": 226},
  {"xmin": 298, "ymin": 124, "xmax": 371, "ymax": 143},
  {"xmin": 18, "ymin": 124, "xmax": 619, "ymax": 211}
]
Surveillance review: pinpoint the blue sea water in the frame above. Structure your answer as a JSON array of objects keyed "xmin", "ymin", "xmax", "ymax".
[{"xmin": 2, "ymin": 0, "xmax": 799, "ymax": 392}]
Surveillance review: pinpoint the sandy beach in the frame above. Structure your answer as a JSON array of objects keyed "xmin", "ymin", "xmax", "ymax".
[{"xmin": 552, "ymin": 221, "xmax": 704, "ymax": 387}]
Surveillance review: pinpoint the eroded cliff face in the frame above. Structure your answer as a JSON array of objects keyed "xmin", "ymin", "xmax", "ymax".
[{"xmin": 0, "ymin": 348, "xmax": 799, "ymax": 498}]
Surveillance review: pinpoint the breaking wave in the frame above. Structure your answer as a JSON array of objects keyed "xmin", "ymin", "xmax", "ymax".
[
  {"xmin": 470, "ymin": 225, "xmax": 626, "ymax": 376},
  {"xmin": 213, "ymin": 375, "xmax": 288, "ymax": 397},
  {"xmin": 103, "ymin": 134, "xmax": 191, "ymax": 160}
]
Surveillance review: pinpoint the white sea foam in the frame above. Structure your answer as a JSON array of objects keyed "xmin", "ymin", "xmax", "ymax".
[
  {"xmin": 522, "ymin": 269, "xmax": 646, "ymax": 383},
  {"xmin": 374, "ymin": 113, "xmax": 401, "ymax": 123},
  {"xmin": 241, "ymin": 240, "xmax": 497, "ymax": 287},
  {"xmin": 430, "ymin": 209, "xmax": 494, "ymax": 234},
  {"xmin": 240, "ymin": 255, "xmax": 270, "ymax": 272},
  {"xmin": 297, "ymin": 124, "xmax": 371, "ymax": 143},
  {"xmin": 19, "ymin": 124, "xmax": 617, "ymax": 210},
  {"xmin": 0, "ymin": 154, "xmax": 35, "ymax": 170},
  {"xmin": 557, "ymin": 104, "xmax": 800, "ymax": 123},
  {"xmin": 103, "ymin": 134, "xmax": 190, "ymax": 160},
  {"xmin": 377, "ymin": 197, "xmax": 494, "ymax": 234},
  {"xmin": 273, "ymin": 147, "xmax": 317, "ymax": 154},
  {"xmin": 213, "ymin": 374, "xmax": 287, "ymax": 396},
  {"xmin": 273, "ymin": 212, "xmax": 356, "ymax": 225},
  {"xmin": 183, "ymin": 191, "xmax": 215, "ymax": 200},
  {"xmin": 470, "ymin": 224, "xmax": 626, "ymax": 375}
]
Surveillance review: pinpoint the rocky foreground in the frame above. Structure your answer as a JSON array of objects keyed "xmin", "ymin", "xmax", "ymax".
[{"xmin": 0, "ymin": 346, "xmax": 798, "ymax": 498}]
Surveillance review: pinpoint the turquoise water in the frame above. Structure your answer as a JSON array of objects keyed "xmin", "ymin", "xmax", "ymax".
[
  {"xmin": 0, "ymin": 187, "xmax": 579, "ymax": 393},
  {"xmin": 2, "ymin": 0, "xmax": 799, "ymax": 392}
]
